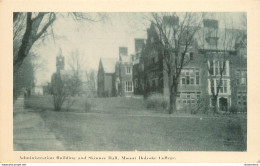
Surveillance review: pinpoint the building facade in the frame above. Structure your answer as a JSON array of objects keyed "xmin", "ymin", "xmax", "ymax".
[
  {"xmin": 133, "ymin": 18, "xmax": 247, "ymax": 111},
  {"xmin": 97, "ymin": 47, "xmax": 135, "ymax": 97},
  {"xmin": 97, "ymin": 58, "xmax": 116, "ymax": 97}
]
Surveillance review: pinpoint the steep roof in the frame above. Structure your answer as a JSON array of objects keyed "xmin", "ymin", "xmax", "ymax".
[
  {"xmin": 148, "ymin": 21, "xmax": 246, "ymax": 52},
  {"xmin": 101, "ymin": 57, "xmax": 117, "ymax": 73},
  {"xmin": 195, "ymin": 28, "xmax": 244, "ymax": 51}
]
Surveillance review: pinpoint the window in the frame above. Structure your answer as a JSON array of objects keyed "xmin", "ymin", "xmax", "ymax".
[
  {"xmin": 177, "ymin": 93, "xmax": 181, "ymax": 98},
  {"xmin": 126, "ymin": 66, "xmax": 132, "ymax": 74},
  {"xmin": 210, "ymin": 79, "xmax": 228, "ymax": 94},
  {"xmin": 218, "ymin": 80, "xmax": 223, "ymax": 93},
  {"xmin": 180, "ymin": 92, "xmax": 198, "ymax": 105},
  {"xmin": 190, "ymin": 78, "xmax": 194, "ymax": 85},
  {"xmin": 215, "ymin": 60, "xmax": 219, "ymax": 75},
  {"xmin": 190, "ymin": 52, "xmax": 194, "ymax": 60},
  {"xmin": 223, "ymin": 80, "xmax": 227, "ymax": 93},
  {"xmin": 125, "ymin": 81, "xmax": 133, "ymax": 92},
  {"xmin": 209, "ymin": 60, "xmax": 229, "ymax": 76},
  {"xmin": 209, "ymin": 60, "xmax": 214, "ymax": 75},
  {"xmin": 186, "ymin": 76, "xmax": 190, "ymax": 84},
  {"xmin": 182, "ymin": 78, "xmax": 186, "ymax": 85},
  {"xmin": 236, "ymin": 70, "xmax": 247, "ymax": 85},
  {"xmin": 220, "ymin": 61, "xmax": 226, "ymax": 75},
  {"xmin": 237, "ymin": 93, "xmax": 247, "ymax": 107},
  {"xmin": 210, "ymin": 80, "xmax": 215, "ymax": 94},
  {"xmin": 196, "ymin": 71, "xmax": 200, "ymax": 85}
]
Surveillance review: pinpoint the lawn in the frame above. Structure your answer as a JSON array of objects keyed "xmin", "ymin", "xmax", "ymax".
[
  {"xmin": 39, "ymin": 111, "xmax": 246, "ymax": 151},
  {"xmin": 21, "ymin": 95, "xmax": 247, "ymax": 151},
  {"xmin": 24, "ymin": 95, "xmax": 149, "ymax": 114}
]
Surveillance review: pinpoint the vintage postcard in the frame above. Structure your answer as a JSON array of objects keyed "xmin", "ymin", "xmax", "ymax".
[{"xmin": 0, "ymin": 0, "xmax": 260, "ymax": 164}]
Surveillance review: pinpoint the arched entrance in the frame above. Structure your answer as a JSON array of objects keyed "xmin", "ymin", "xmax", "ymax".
[{"xmin": 219, "ymin": 97, "xmax": 228, "ymax": 111}]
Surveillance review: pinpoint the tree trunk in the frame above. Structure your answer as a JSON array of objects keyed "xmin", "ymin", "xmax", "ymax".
[
  {"xmin": 169, "ymin": 88, "xmax": 177, "ymax": 114},
  {"xmin": 212, "ymin": 96, "xmax": 218, "ymax": 114}
]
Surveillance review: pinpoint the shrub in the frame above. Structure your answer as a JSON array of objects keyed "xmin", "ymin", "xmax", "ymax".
[
  {"xmin": 146, "ymin": 93, "xmax": 169, "ymax": 111},
  {"xmin": 229, "ymin": 106, "xmax": 237, "ymax": 114},
  {"xmin": 192, "ymin": 96, "xmax": 210, "ymax": 114}
]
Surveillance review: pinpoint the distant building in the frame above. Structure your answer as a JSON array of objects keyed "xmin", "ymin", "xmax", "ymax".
[
  {"xmin": 97, "ymin": 47, "xmax": 135, "ymax": 97},
  {"xmin": 115, "ymin": 47, "xmax": 133, "ymax": 97},
  {"xmin": 97, "ymin": 57, "xmax": 117, "ymax": 97},
  {"xmin": 132, "ymin": 39, "xmax": 146, "ymax": 95}
]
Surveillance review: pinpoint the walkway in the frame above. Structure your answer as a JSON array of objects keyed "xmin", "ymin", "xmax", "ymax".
[{"xmin": 13, "ymin": 96, "xmax": 65, "ymax": 151}]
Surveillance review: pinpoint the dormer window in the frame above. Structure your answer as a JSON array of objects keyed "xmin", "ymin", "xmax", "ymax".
[{"xmin": 126, "ymin": 66, "xmax": 132, "ymax": 74}]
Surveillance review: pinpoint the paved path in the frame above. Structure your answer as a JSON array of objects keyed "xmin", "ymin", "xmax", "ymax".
[{"xmin": 13, "ymin": 96, "xmax": 65, "ymax": 151}]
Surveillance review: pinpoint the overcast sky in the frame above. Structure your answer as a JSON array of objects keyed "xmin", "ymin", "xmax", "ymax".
[{"xmin": 32, "ymin": 12, "xmax": 245, "ymax": 85}]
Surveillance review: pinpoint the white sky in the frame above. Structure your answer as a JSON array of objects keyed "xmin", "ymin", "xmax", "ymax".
[{"xmin": 32, "ymin": 12, "xmax": 245, "ymax": 85}]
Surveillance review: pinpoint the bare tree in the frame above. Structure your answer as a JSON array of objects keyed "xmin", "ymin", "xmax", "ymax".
[
  {"xmin": 13, "ymin": 12, "xmax": 107, "ymax": 74},
  {"xmin": 13, "ymin": 12, "xmax": 107, "ymax": 102},
  {"xmin": 150, "ymin": 12, "xmax": 204, "ymax": 114},
  {"xmin": 198, "ymin": 16, "xmax": 240, "ymax": 113},
  {"xmin": 67, "ymin": 50, "xmax": 86, "ymax": 96},
  {"xmin": 86, "ymin": 69, "xmax": 97, "ymax": 97},
  {"xmin": 51, "ymin": 50, "xmax": 86, "ymax": 111},
  {"xmin": 13, "ymin": 12, "xmax": 56, "ymax": 74}
]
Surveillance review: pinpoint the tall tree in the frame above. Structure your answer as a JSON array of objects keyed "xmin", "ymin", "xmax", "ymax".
[
  {"xmin": 13, "ymin": 12, "xmax": 107, "ymax": 74},
  {"xmin": 150, "ymin": 12, "xmax": 204, "ymax": 114},
  {"xmin": 67, "ymin": 50, "xmax": 86, "ymax": 96},
  {"xmin": 13, "ymin": 12, "xmax": 56, "ymax": 74},
  {"xmin": 197, "ymin": 16, "xmax": 241, "ymax": 113},
  {"xmin": 13, "ymin": 12, "xmax": 107, "ymax": 100},
  {"xmin": 86, "ymin": 69, "xmax": 97, "ymax": 97}
]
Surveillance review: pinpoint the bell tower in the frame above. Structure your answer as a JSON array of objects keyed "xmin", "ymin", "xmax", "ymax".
[{"xmin": 56, "ymin": 48, "xmax": 65, "ymax": 73}]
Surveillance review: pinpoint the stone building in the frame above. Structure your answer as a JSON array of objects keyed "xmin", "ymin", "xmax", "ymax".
[
  {"xmin": 97, "ymin": 57, "xmax": 117, "ymax": 97},
  {"xmin": 132, "ymin": 39, "xmax": 146, "ymax": 95},
  {"xmin": 114, "ymin": 47, "xmax": 134, "ymax": 97},
  {"xmin": 133, "ymin": 17, "xmax": 247, "ymax": 111},
  {"xmin": 97, "ymin": 47, "xmax": 134, "ymax": 97}
]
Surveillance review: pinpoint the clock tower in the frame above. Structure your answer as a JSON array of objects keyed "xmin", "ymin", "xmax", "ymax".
[{"xmin": 56, "ymin": 49, "xmax": 65, "ymax": 73}]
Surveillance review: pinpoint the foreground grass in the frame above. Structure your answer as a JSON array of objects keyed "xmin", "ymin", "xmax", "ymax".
[
  {"xmin": 39, "ymin": 111, "xmax": 246, "ymax": 151},
  {"xmin": 23, "ymin": 95, "xmax": 247, "ymax": 151}
]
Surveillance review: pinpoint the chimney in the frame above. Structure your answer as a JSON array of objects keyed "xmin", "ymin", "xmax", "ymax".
[
  {"xmin": 162, "ymin": 16, "xmax": 179, "ymax": 26},
  {"xmin": 203, "ymin": 19, "xmax": 219, "ymax": 29},
  {"xmin": 119, "ymin": 47, "xmax": 128, "ymax": 56},
  {"xmin": 135, "ymin": 39, "xmax": 145, "ymax": 54}
]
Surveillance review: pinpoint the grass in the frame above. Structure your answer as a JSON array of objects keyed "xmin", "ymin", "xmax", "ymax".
[
  {"xmin": 24, "ymin": 95, "xmax": 148, "ymax": 114},
  {"xmin": 21, "ymin": 95, "xmax": 247, "ymax": 151},
  {"xmin": 39, "ymin": 111, "xmax": 246, "ymax": 151}
]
